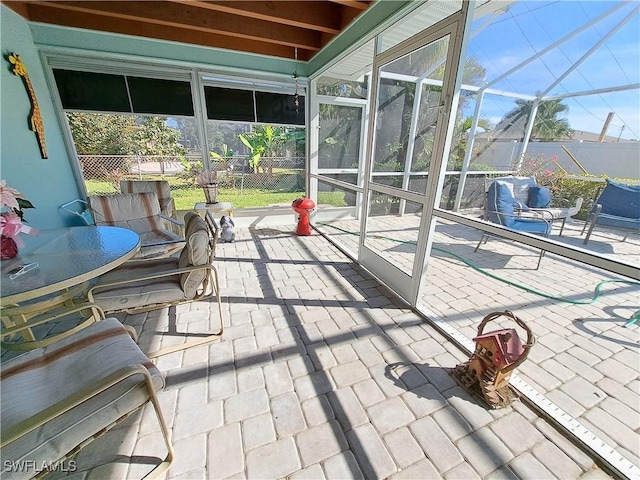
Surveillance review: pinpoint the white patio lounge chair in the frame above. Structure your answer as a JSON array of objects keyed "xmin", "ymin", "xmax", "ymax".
[{"xmin": 0, "ymin": 305, "xmax": 174, "ymax": 479}]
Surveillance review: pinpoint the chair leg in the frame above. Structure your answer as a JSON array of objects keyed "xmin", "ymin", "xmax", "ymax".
[
  {"xmin": 143, "ymin": 371, "xmax": 175, "ymax": 479},
  {"xmin": 474, "ymin": 234, "xmax": 488, "ymax": 252},
  {"xmin": 558, "ymin": 218, "xmax": 567, "ymax": 236},
  {"xmin": 148, "ymin": 270, "xmax": 224, "ymax": 358},
  {"xmin": 581, "ymin": 217, "xmax": 590, "ymax": 235},
  {"xmin": 536, "ymin": 249, "xmax": 545, "ymax": 270},
  {"xmin": 583, "ymin": 219, "xmax": 596, "ymax": 245}
]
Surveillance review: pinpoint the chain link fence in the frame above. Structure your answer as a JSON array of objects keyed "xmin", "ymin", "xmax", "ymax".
[{"xmin": 79, "ymin": 155, "xmax": 306, "ymax": 210}]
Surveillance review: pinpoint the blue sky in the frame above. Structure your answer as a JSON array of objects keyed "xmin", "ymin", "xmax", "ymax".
[{"xmin": 466, "ymin": 1, "xmax": 639, "ymax": 140}]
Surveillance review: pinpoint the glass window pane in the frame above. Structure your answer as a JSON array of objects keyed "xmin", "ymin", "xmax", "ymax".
[
  {"xmin": 255, "ymin": 91, "xmax": 305, "ymax": 125},
  {"xmin": 315, "ymin": 180, "xmax": 362, "ymax": 258},
  {"xmin": 371, "ymin": 35, "xmax": 450, "ymax": 193},
  {"xmin": 316, "ymin": 76, "xmax": 369, "ymax": 99},
  {"xmin": 378, "ymin": 0, "xmax": 461, "ymax": 53}
]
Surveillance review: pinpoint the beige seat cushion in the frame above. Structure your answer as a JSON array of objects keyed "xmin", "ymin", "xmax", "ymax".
[
  {"xmin": 91, "ymin": 258, "xmax": 186, "ymax": 312},
  {"xmin": 89, "ymin": 192, "xmax": 164, "ymax": 234},
  {"xmin": 0, "ymin": 318, "xmax": 163, "ymax": 479},
  {"xmin": 179, "ymin": 213, "xmax": 211, "ymax": 297},
  {"xmin": 120, "ymin": 180, "xmax": 174, "ymax": 218}
]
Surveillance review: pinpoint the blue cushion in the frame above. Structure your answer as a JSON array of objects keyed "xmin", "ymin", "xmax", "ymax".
[
  {"xmin": 528, "ymin": 186, "xmax": 551, "ymax": 208},
  {"xmin": 598, "ymin": 180, "xmax": 640, "ymax": 219},
  {"xmin": 487, "ymin": 181, "xmax": 515, "ymax": 227},
  {"xmin": 512, "ymin": 218, "xmax": 551, "ymax": 236}
]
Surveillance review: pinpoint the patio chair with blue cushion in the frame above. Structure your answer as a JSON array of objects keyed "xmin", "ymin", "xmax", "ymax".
[
  {"xmin": 1, "ymin": 305, "xmax": 174, "ymax": 479},
  {"xmin": 581, "ymin": 179, "xmax": 640, "ymax": 245},
  {"xmin": 476, "ymin": 180, "xmax": 553, "ymax": 269},
  {"xmin": 488, "ymin": 176, "xmax": 583, "ymax": 236}
]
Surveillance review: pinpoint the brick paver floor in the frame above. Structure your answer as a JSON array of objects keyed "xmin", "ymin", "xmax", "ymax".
[{"xmin": 40, "ymin": 221, "xmax": 638, "ymax": 479}]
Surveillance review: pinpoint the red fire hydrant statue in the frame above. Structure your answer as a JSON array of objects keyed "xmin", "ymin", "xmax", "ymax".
[{"xmin": 292, "ymin": 198, "xmax": 315, "ymax": 236}]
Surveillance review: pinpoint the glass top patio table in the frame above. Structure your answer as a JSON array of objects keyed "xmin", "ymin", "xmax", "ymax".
[{"xmin": 1, "ymin": 226, "xmax": 140, "ymax": 305}]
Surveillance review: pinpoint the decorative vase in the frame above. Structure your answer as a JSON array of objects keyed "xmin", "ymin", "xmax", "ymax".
[
  {"xmin": 202, "ymin": 184, "xmax": 219, "ymax": 204},
  {"xmin": 0, "ymin": 235, "xmax": 18, "ymax": 260}
]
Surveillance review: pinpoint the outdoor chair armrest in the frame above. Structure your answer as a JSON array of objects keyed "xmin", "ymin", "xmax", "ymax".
[
  {"xmin": 1, "ymin": 303, "xmax": 105, "ymax": 340},
  {"xmin": 159, "ymin": 213, "xmax": 184, "ymax": 228},
  {"xmin": 488, "ymin": 209, "xmax": 553, "ymax": 224},
  {"xmin": 87, "ymin": 264, "xmax": 216, "ymax": 299}
]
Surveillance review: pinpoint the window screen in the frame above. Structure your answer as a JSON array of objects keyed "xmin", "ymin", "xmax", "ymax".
[
  {"xmin": 128, "ymin": 76, "xmax": 194, "ymax": 116},
  {"xmin": 255, "ymin": 91, "xmax": 304, "ymax": 125},
  {"xmin": 53, "ymin": 69, "xmax": 130, "ymax": 112},
  {"xmin": 204, "ymin": 86, "xmax": 254, "ymax": 121}
]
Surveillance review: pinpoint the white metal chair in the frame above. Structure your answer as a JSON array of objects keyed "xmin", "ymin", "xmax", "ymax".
[
  {"xmin": 89, "ymin": 192, "xmax": 184, "ymax": 258},
  {"xmin": 120, "ymin": 180, "xmax": 178, "ymax": 227},
  {"xmin": 88, "ymin": 212, "xmax": 223, "ymax": 357},
  {"xmin": 0, "ymin": 305, "xmax": 174, "ymax": 479}
]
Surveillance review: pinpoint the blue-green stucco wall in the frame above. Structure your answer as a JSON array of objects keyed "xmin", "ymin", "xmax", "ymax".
[{"xmin": 1, "ymin": 4, "xmax": 81, "ymax": 229}]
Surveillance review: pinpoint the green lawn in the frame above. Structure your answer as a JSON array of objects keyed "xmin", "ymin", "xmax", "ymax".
[
  {"xmin": 85, "ymin": 175, "xmax": 348, "ymax": 210},
  {"xmin": 85, "ymin": 178, "xmax": 306, "ymax": 210}
]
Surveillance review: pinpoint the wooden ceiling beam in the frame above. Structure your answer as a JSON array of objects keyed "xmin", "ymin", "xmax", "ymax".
[
  {"xmin": 30, "ymin": 1, "xmax": 323, "ymax": 51},
  {"xmin": 19, "ymin": 2, "xmax": 315, "ymax": 60},
  {"xmin": 168, "ymin": 1, "xmax": 342, "ymax": 35},
  {"xmin": 328, "ymin": 0, "xmax": 370, "ymax": 11}
]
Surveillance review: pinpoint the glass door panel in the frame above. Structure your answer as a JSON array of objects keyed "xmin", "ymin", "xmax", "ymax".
[
  {"xmin": 361, "ymin": 22, "xmax": 459, "ymax": 303},
  {"xmin": 370, "ymin": 35, "xmax": 450, "ymax": 192}
]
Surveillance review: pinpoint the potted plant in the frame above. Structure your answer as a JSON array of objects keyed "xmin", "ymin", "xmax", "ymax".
[{"xmin": 197, "ymin": 171, "xmax": 219, "ymax": 204}]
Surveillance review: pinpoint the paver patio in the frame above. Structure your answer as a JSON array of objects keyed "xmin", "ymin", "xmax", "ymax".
[{"xmin": 42, "ymin": 215, "xmax": 638, "ymax": 479}]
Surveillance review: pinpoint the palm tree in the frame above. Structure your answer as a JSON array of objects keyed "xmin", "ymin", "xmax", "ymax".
[{"xmin": 502, "ymin": 97, "xmax": 574, "ymax": 141}]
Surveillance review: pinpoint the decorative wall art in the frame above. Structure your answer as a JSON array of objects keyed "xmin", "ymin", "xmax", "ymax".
[{"xmin": 8, "ymin": 53, "xmax": 48, "ymax": 159}]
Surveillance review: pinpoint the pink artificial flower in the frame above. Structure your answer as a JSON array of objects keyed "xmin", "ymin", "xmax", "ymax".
[
  {"xmin": 1, "ymin": 212, "xmax": 24, "ymax": 238},
  {"xmin": 0, "ymin": 212, "xmax": 37, "ymax": 246},
  {"xmin": 0, "ymin": 180, "xmax": 22, "ymax": 211}
]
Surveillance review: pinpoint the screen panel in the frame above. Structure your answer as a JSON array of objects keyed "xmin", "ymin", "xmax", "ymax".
[
  {"xmin": 204, "ymin": 86, "xmax": 255, "ymax": 121},
  {"xmin": 128, "ymin": 77, "xmax": 194, "ymax": 116},
  {"xmin": 256, "ymin": 91, "xmax": 305, "ymax": 125},
  {"xmin": 53, "ymin": 69, "xmax": 130, "ymax": 112}
]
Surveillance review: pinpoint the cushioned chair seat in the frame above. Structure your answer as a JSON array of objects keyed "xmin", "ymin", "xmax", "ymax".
[
  {"xmin": 489, "ymin": 176, "xmax": 582, "ymax": 236},
  {"xmin": 510, "ymin": 218, "xmax": 551, "ymax": 235},
  {"xmin": 0, "ymin": 317, "xmax": 171, "ymax": 479},
  {"xmin": 477, "ymin": 180, "xmax": 551, "ymax": 268},
  {"xmin": 90, "ymin": 275, "xmax": 187, "ymax": 312},
  {"xmin": 582, "ymin": 180, "xmax": 640, "ymax": 244},
  {"xmin": 88, "ymin": 212, "xmax": 223, "ymax": 357},
  {"xmin": 89, "ymin": 192, "xmax": 184, "ymax": 258}
]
